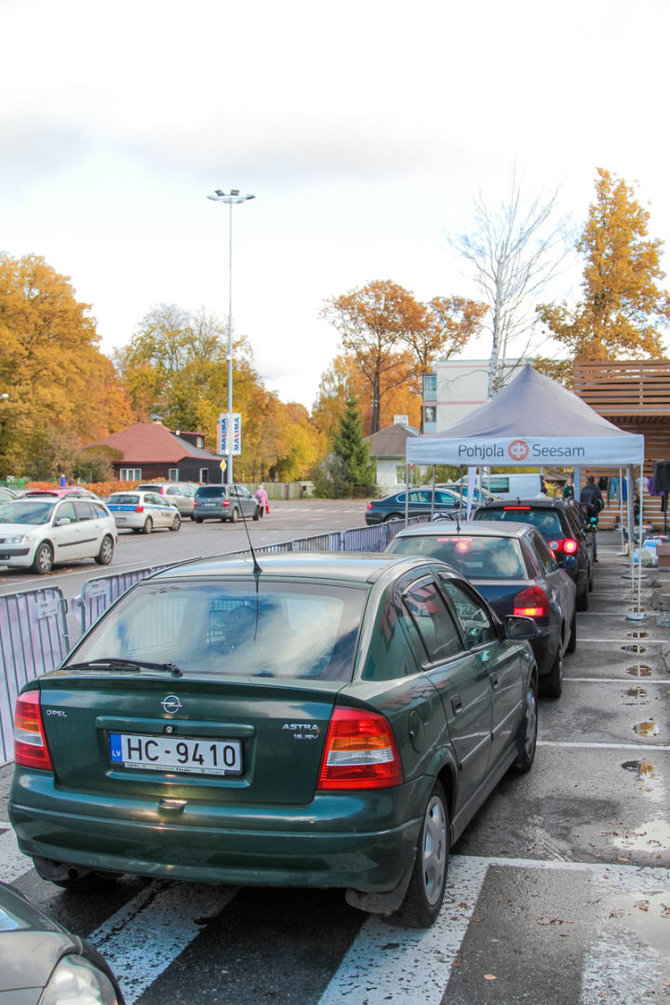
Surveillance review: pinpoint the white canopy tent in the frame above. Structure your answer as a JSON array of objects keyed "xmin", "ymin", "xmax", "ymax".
[{"xmin": 406, "ymin": 365, "xmax": 646, "ymax": 616}]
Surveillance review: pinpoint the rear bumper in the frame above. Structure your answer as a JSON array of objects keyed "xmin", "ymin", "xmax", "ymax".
[
  {"xmin": 9, "ymin": 771, "xmax": 424, "ymax": 893},
  {"xmin": 530, "ymin": 624, "xmax": 559, "ymax": 678}
]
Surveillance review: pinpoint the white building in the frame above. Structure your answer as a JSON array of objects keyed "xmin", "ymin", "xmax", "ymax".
[{"xmin": 422, "ymin": 358, "xmax": 529, "ymax": 432}]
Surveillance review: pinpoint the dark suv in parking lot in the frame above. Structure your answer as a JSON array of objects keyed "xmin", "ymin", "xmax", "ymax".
[{"xmin": 473, "ymin": 496, "xmax": 594, "ymax": 611}]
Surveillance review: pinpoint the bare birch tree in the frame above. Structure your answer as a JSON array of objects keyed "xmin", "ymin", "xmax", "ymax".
[{"xmin": 452, "ymin": 173, "xmax": 573, "ymax": 398}]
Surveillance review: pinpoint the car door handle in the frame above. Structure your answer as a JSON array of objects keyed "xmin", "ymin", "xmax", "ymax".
[
  {"xmin": 490, "ymin": 672, "xmax": 499, "ymax": 690},
  {"xmin": 451, "ymin": 695, "xmax": 463, "ymax": 715}
]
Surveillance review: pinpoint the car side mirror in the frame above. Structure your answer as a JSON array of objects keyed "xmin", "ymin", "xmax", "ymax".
[{"xmin": 504, "ymin": 615, "xmax": 538, "ymax": 640}]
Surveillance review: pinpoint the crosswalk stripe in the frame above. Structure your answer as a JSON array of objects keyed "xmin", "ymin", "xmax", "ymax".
[
  {"xmin": 0, "ymin": 827, "xmax": 32, "ymax": 883},
  {"xmin": 89, "ymin": 881, "xmax": 238, "ymax": 1005},
  {"xmin": 319, "ymin": 856, "xmax": 489, "ymax": 1004}
]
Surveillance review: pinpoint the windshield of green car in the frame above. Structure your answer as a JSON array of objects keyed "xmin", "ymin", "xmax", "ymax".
[
  {"xmin": 0, "ymin": 500, "xmax": 56, "ymax": 524},
  {"xmin": 67, "ymin": 579, "xmax": 367, "ymax": 682}
]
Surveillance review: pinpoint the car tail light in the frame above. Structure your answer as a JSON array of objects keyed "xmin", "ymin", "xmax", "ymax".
[
  {"xmin": 317, "ymin": 707, "xmax": 403, "ymax": 789},
  {"xmin": 14, "ymin": 691, "xmax": 53, "ymax": 770},
  {"xmin": 133, "ymin": 505, "xmax": 144, "ymax": 513},
  {"xmin": 513, "ymin": 585, "xmax": 549, "ymax": 619},
  {"xmin": 504, "ymin": 506, "xmax": 531, "ymax": 511},
  {"xmin": 222, "ymin": 498, "xmax": 230, "ymax": 507},
  {"xmin": 549, "ymin": 537, "xmax": 579, "ymax": 555},
  {"xmin": 366, "ymin": 502, "xmax": 374, "ymax": 511}
]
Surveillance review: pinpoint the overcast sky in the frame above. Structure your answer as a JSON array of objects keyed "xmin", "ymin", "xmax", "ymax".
[{"xmin": 2, "ymin": 0, "xmax": 669, "ymax": 409}]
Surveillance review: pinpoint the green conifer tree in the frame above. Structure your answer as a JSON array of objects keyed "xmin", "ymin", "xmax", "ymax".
[{"xmin": 331, "ymin": 397, "xmax": 376, "ymax": 496}]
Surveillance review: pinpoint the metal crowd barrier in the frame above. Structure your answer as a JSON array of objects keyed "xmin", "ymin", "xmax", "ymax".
[
  {"xmin": 0, "ymin": 588, "xmax": 70, "ymax": 765},
  {"xmin": 0, "ymin": 518, "xmax": 430, "ymax": 766},
  {"xmin": 72, "ymin": 564, "xmax": 176, "ymax": 634}
]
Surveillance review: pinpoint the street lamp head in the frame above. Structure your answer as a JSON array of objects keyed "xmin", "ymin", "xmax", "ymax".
[
  {"xmin": 215, "ymin": 189, "xmax": 225, "ymax": 197},
  {"xmin": 230, "ymin": 189, "xmax": 240, "ymax": 196}
]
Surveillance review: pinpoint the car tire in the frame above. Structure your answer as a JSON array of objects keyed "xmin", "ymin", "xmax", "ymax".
[
  {"xmin": 540, "ymin": 645, "xmax": 563, "ymax": 699},
  {"xmin": 230, "ymin": 507, "xmax": 239, "ymax": 523},
  {"xmin": 253, "ymin": 507, "xmax": 260, "ymax": 521},
  {"xmin": 566, "ymin": 611, "xmax": 577, "ymax": 654},
  {"xmin": 576, "ymin": 588, "xmax": 589, "ymax": 612},
  {"xmin": 95, "ymin": 535, "xmax": 114, "ymax": 565},
  {"xmin": 513, "ymin": 676, "xmax": 538, "ymax": 773},
  {"xmin": 143, "ymin": 517, "xmax": 153, "ymax": 535},
  {"xmin": 170, "ymin": 514, "xmax": 181, "ymax": 532},
  {"xmin": 384, "ymin": 513, "xmax": 403, "ymax": 522},
  {"xmin": 32, "ymin": 541, "xmax": 54, "ymax": 575},
  {"xmin": 194, "ymin": 517, "xmax": 203, "ymax": 524},
  {"xmin": 393, "ymin": 781, "xmax": 449, "ymax": 928}
]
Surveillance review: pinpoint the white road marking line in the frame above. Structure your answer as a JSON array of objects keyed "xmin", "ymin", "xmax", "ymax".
[
  {"xmin": 319, "ymin": 857, "xmax": 670, "ymax": 1005},
  {"xmin": 319, "ymin": 856, "xmax": 489, "ymax": 1005},
  {"xmin": 0, "ymin": 827, "xmax": 32, "ymax": 883},
  {"xmin": 538, "ymin": 741, "xmax": 670, "ymax": 751},
  {"xmin": 89, "ymin": 882, "xmax": 238, "ymax": 1005},
  {"xmin": 565, "ymin": 678, "xmax": 670, "ymax": 684}
]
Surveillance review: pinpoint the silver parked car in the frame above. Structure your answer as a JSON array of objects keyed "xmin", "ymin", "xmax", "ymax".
[
  {"xmin": 106, "ymin": 490, "xmax": 182, "ymax": 534},
  {"xmin": 136, "ymin": 481, "xmax": 197, "ymax": 517},
  {"xmin": 0, "ymin": 497, "xmax": 117, "ymax": 574}
]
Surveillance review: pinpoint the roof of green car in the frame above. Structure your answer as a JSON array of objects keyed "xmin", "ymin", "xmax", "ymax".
[{"xmin": 150, "ymin": 550, "xmax": 435, "ymax": 586}]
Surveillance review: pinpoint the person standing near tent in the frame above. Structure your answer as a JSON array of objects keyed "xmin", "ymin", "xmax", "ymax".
[
  {"xmin": 580, "ymin": 476, "xmax": 604, "ymax": 561},
  {"xmin": 562, "ymin": 476, "xmax": 574, "ymax": 500}
]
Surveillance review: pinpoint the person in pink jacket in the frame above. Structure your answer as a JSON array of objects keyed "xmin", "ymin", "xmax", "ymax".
[{"xmin": 255, "ymin": 484, "xmax": 269, "ymax": 517}]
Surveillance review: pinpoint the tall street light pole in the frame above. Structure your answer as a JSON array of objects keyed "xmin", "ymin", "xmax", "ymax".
[{"xmin": 207, "ymin": 188, "xmax": 255, "ymax": 485}]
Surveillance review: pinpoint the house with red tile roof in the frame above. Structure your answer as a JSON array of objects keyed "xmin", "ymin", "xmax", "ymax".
[{"xmin": 88, "ymin": 421, "xmax": 223, "ymax": 483}]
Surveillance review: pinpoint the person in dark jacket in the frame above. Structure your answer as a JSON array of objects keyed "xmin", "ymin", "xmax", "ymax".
[{"xmin": 580, "ymin": 476, "xmax": 604, "ymax": 560}]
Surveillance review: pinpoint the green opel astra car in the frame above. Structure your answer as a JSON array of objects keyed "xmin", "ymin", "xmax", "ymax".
[{"xmin": 10, "ymin": 552, "xmax": 538, "ymax": 928}]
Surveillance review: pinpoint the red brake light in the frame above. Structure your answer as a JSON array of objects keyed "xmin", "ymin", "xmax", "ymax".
[
  {"xmin": 366, "ymin": 502, "xmax": 374, "ymax": 511},
  {"xmin": 317, "ymin": 707, "xmax": 403, "ymax": 790},
  {"xmin": 14, "ymin": 691, "xmax": 53, "ymax": 770},
  {"xmin": 133, "ymin": 505, "xmax": 144, "ymax": 513},
  {"xmin": 550, "ymin": 537, "xmax": 579, "ymax": 555},
  {"xmin": 504, "ymin": 506, "xmax": 531, "ymax": 511},
  {"xmin": 513, "ymin": 585, "xmax": 549, "ymax": 619}
]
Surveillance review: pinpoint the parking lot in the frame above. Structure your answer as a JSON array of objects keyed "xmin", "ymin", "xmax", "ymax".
[{"xmin": 0, "ymin": 527, "xmax": 668, "ymax": 1003}]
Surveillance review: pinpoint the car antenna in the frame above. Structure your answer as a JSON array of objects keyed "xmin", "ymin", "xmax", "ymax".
[{"xmin": 238, "ymin": 488, "xmax": 263, "ymax": 576}]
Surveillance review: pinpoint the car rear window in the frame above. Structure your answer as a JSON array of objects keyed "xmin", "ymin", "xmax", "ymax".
[
  {"xmin": 67, "ymin": 580, "xmax": 366, "ymax": 683},
  {"xmin": 477, "ymin": 506, "xmax": 563, "ymax": 537},
  {"xmin": 389, "ymin": 534, "xmax": 525, "ymax": 579},
  {"xmin": 196, "ymin": 486, "xmax": 226, "ymax": 498},
  {"xmin": 108, "ymin": 494, "xmax": 139, "ymax": 505}
]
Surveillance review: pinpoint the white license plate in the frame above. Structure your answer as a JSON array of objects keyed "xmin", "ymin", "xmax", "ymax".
[
  {"xmin": 109, "ymin": 733, "xmax": 242, "ymax": 776},
  {"xmin": 116, "ymin": 517, "xmax": 127, "ymax": 524}
]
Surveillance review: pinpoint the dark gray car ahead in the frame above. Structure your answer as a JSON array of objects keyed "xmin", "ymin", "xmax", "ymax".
[
  {"xmin": 193, "ymin": 484, "xmax": 261, "ymax": 523},
  {"xmin": 386, "ymin": 520, "xmax": 576, "ymax": 699}
]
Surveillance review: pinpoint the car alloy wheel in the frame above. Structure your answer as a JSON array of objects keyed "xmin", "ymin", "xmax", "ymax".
[
  {"xmin": 514, "ymin": 678, "xmax": 538, "ymax": 772},
  {"xmin": 143, "ymin": 517, "xmax": 153, "ymax": 534},
  {"xmin": 32, "ymin": 541, "xmax": 54, "ymax": 575},
  {"xmin": 170, "ymin": 514, "xmax": 181, "ymax": 532},
  {"xmin": 96, "ymin": 535, "xmax": 114, "ymax": 565},
  {"xmin": 394, "ymin": 781, "xmax": 449, "ymax": 927}
]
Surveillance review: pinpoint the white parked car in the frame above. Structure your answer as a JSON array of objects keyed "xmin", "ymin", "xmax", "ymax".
[
  {"xmin": 106, "ymin": 490, "xmax": 182, "ymax": 534},
  {"xmin": 0, "ymin": 497, "xmax": 117, "ymax": 575}
]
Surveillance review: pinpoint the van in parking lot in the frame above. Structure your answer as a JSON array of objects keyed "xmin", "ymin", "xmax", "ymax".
[{"xmin": 482, "ymin": 474, "xmax": 543, "ymax": 499}]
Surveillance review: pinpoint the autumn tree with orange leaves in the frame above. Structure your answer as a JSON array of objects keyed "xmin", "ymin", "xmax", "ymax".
[
  {"xmin": 321, "ymin": 280, "xmax": 486, "ymax": 434},
  {"xmin": 538, "ymin": 169, "xmax": 670, "ymax": 361},
  {"xmin": 0, "ymin": 252, "xmax": 133, "ymax": 478}
]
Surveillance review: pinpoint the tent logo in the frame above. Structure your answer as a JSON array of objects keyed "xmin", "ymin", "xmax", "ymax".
[{"xmin": 508, "ymin": 439, "xmax": 530, "ymax": 461}]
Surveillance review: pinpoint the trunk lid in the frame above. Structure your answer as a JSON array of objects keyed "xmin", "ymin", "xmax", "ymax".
[{"xmin": 38, "ymin": 671, "xmax": 343, "ymax": 805}]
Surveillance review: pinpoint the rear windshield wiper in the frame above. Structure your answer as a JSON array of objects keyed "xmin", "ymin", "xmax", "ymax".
[{"xmin": 64, "ymin": 658, "xmax": 183, "ymax": 677}]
